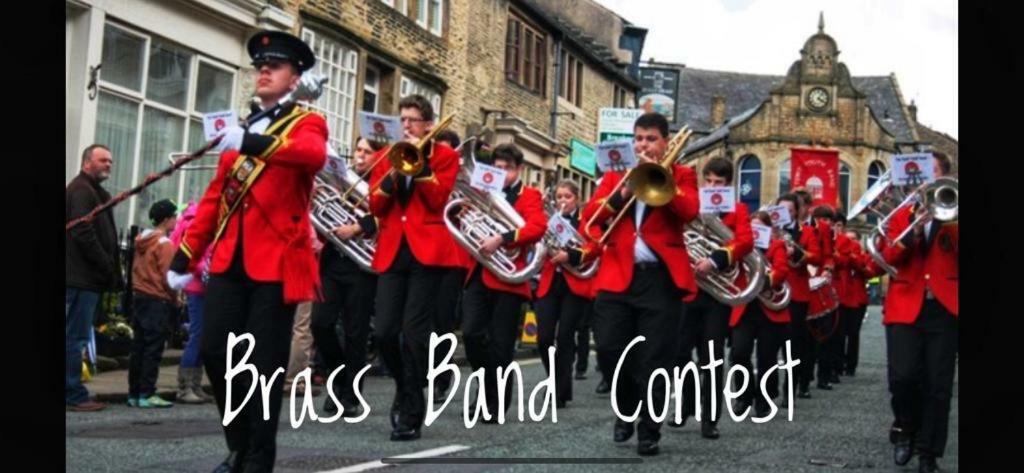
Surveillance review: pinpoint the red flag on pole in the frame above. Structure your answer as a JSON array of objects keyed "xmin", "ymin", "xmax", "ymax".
[{"xmin": 790, "ymin": 147, "xmax": 840, "ymax": 207}]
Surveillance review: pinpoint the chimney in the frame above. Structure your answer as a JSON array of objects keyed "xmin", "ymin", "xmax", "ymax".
[
  {"xmin": 711, "ymin": 95, "xmax": 726, "ymax": 126},
  {"xmin": 908, "ymin": 100, "xmax": 918, "ymax": 123}
]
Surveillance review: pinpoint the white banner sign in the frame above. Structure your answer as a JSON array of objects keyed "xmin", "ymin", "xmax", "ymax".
[
  {"xmin": 358, "ymin": 111, "xmax": 403, "ymax": 144},
  {"xmin": 891, "ymin": 153, "xmax": 935, "ymax": 186},
  {"xmin": 764, "ymin": 205, "xmax": 793, "ymax": 228},
  {"xmin": 596, "ymin": 140, "xmax": 638, "ymax": 173},
  {"xmin": 470, "ymin": 162, "xmax": 507, "ymax": 194},
  {"xmin": 699, "ymin": 187, "xmax": 736, "ymax": 214},
  {"xmin": 203, "ymin": 110, "xmax": 238, "ymax": 140},
  {"xmin": 751, "ymin": 223, "xmax": 772, "ymax": 250},
  {"xmin": 548, "ymin": 214, "xmax": 574, "ymax": 247}
]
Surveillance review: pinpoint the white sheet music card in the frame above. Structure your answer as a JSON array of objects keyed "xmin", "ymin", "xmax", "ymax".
[
  {"xmin": 764, "ymin": 205, "xmax": 792, "ymax": 227},
  {"xmin": 470, "ymin": 162, "xmax": 507, "ymax": 194},
  {"xmin": 751, "ymin": 223, "xmax": 772, "ymax": 250},
  {"xmin": 324, "ymin": 144, "xmax": 348, "ymax": 183},
  {"xmin": 203, "ymin": 111, "xmax": 238, "ymax": 140},
  {"xmin": 891, "ymin": 153, "xmax": 935, "ymax": 186},
  {"xmin": 699, "ymin": 187, "xmax": 736, "ymax": 214},
  {"xmin": 358, "ymin": 111, "xmax": 403, "ymax": 144},
  {"xmin": 596, "ymin": 140, "xmax": 637, "ymax": 173},
  {"xmin": 548, "ymin": 214, "xmax": 574, "ymax": 247}
]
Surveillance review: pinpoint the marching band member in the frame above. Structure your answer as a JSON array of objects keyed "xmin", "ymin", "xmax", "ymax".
[
  {"xmin": 581, "ymin": 112, "xmax": 699, "ymax": 456},
  {"xmin": 775, "ymin": 192, "xmax": 821, "ymax": 399},
  {"xmin": 808, "ymin": 205, "xmax": 840, "ymax": 390},
  {"xmin": 832, "ymin": 214, "xmax": 869, "ymax": 377}
]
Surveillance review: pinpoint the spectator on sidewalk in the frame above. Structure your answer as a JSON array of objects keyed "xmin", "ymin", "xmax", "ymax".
[
  {"xmin": 66, "ymin": 143, "xmax": 120, "ymax": 412},
  {"xmin": 127, "ymin": 199, "xmax": 182, "ymax": 408},
  {"xmin": 169, "ymin": 202, "xmax": 213, "ymax": 404}
]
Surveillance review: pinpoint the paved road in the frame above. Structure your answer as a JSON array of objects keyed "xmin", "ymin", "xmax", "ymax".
[{"xmin": 66, "ymin": 306, "xmax": 958, "ymax": 472}]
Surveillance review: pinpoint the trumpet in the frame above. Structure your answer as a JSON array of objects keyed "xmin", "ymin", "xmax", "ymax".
[
  {"xmin": 848, "ymin": 169, "xmax": 958, "ymax": 276},
  {"xmin": 343, "ymin": 114, "xmax": 455, "ymax": 205}
]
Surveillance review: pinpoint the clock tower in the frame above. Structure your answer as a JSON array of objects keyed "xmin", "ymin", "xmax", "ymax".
[{"xmin": 800, "ymin": 12, "xmax": 838, "ymax": 115}]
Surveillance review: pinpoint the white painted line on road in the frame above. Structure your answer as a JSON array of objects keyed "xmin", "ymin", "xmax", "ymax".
[{"xmin": 316, "ymin": 444, "xmax": 471, "ymax": 473}]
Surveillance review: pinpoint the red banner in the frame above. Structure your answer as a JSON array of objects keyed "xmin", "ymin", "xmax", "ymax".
[{"xmin": 790, "ymin": 147, "xmax": 840, "ymax": 208}]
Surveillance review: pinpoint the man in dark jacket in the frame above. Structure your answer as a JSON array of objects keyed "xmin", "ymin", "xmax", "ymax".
[{"xmin": 66, "ymin": 144, "xmax": 120, "ymax": 411}]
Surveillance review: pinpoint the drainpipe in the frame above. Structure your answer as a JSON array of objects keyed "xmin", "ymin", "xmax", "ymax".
[{"xmin": 550, "ymin": 37, "xmax": 563, "ymax": 139}]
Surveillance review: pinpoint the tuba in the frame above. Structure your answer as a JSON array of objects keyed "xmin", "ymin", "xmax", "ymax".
[
  {"xmin": 443, "ymin": 140, "xmax": 545, "ymax": 284},
  {"xmin": 541, "ymin": 198, "xmax": 599, "ymax": 279},
  {"xmin": 684, "ymin": 214, "xmax": 766, "ymax": 306},
  {"xmin": 310, "ymin": 163, "xmax": 377, "ymax": 273},
  {"xmin": 755, "ymin": 251, "xmax": 791, "ymax": 311},
  {"xmin": 848, "ymin": 169, "xmax": 958, "ymax": 276}
]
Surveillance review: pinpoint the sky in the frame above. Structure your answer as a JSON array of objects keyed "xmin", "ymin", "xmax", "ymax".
[{"xmin": 594, "ymin": 0, "xmax": 958, "ymax": 138}]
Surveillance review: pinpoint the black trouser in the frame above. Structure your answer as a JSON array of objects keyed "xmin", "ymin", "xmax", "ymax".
[
  {"xmin": 887, "ymin": 298, "xmax": 958, "ymax": 458},
  {"xmin": 310, "ymin": 246, "xmax": 376, "ymax": 405},
  {"xmin": 129, "ymin": 293, "xmax": 173, "ymax": 399},
  {"xmin": 730, "ymin": 303, "xmax": 787, "ymax": 405},
  {"xmin": 574, "ymin": 301, "xmax": 594, "ymax": 374},
  {"xmin": 593, "ymin": 263, "xmax": 683, "ymax": 443},
  {"xmin": 375, "ymin": 241, "xmax": 444, "ymax": 429},
  {"xmin": 676, "ymin": 290, "xmax": 731, "ymax": 424},
  {"xmin": 201, "ymin": 260, "xmax": 296, "ymax": 473},
  {"xmin": 461, "ymin": 267, "xmax": 526, "ymax": 415},
  {"xmin": 432, "ymin": 266, "xmax": 466, "ymax": 393},
  {"xmin": 816, "ymin": 310, "xmax": 843, "ymax": 383},
  {"xmin": 787, "ymin": 301, "xmax": 816, "ymax": 388},
  {"xmin": 841, "ymin": 305, "xmax": 867, "ymax": 373},
  {"xmin": 535, "ymin": 271, "xmax": 589, "ymax": 402}
]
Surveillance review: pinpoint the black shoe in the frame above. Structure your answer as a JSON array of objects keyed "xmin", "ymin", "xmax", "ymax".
[
  {"xmin": 667, "ymin": 413, "xmax": 689, "ymax": 428},
  {"xmin": 574, "ymin": 371, "xmax": 587, "ymax": 380},
  {"xmin": 322, "ymin": 397, "xmax": 339, "ymax": 415},
  {"xmin": 797, "ymin": 385, "xmax": 812, "ymax": 399},
  {"xmin": 210, "ymin": 451, "xmax": 243, "ymax": 473},
  {"xmin": 733, "ymin": 399, "xmax": 752, "ymax": 414},
  {"xmin": 390, "ymin": 424, "xmax": 421, "ymax": 441},
  {"xmin": 556, "ymin": 399, "xmax": 567, "ymax": 409},
  {"xmin": 918, "ymin": 454, "xmax": 939, "ymax": 472},
  {"xmin": 637, "ymin": 440, "xmax": 659, "ymax": 456},
  {"xmin": 595, "ymin": 378, "xmax": 611, "ymax": 394},
  {"xmin": 829, "ymin": 374, "xmax": 841, "ymax": 384},
  {"xmin": 701, "ymin": 421, "xmax": 720, "ymax": 439},
  {"xmin": 341, "ymin": 402, "xmax": 364, "ymax": 419},
  {"xmin": 433, "ymin": 385, "xmax": 449, "ymax": 403},
  {"xmin": 817, "ymin": 381, "xmax": 833, "ymax": 390},
  {"xmin": 613, "ymin": 420, "xmax": 635, "ymax": 443},
  {"xmin": 893, "ymin": 438, "xmax": 914, "ymax": 466}
]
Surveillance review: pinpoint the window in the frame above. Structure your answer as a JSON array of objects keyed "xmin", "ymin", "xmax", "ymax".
[
  {"xmin": 866, "ymin": 161, "xmax": 886, "ymax": 223},
  {"xmin": 505, "ymin": 14, "xmax": 547, "ymax": 95},
  {"xmin": 613, "ymin": 84, "xmax": 628, "ymax": 108},
  {"xmin": 559, "ymin": 51, "xmax": 583, "ymax": 107},
  {"xmin": 400, "ymin": 75, "xmax": 442, "ymax": 116},
  {"xmin": 362, "ymin": 65, "xmax": 380, "ymax": 113},
  {"xmin": 429, "ymin": 0, "xmax": 444, "ymax": 36},
  {"xmin": 839, "ymin": 162, "xmax": 851, "ymax": 212},
  {"xmin": 778, "ymin": 158, "xmax": 791, "ymax": 196},
  {"xmin": 416, "ymin": 0, "xmax": 428, "ymax": 27},
  {"xmin": 381, "ymin": 0, "xmax": 407, "ymax": 15},
  {"xmin": 738, "ymin": 155, "xmax": 762, "ymax": 212},
  {"xmin": 301, "ymin": 27, "xmax": 360, "ymax": 157},
  {"xmin": 556, "ymin": 164, "xmax": 597, "ymax": 202},
  {"xmin": 94, "ymin": 23, "xmax": 236, "ymax": 228}
]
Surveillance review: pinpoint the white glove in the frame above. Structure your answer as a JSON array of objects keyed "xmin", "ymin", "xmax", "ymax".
[
  {"xmin": 213, "ymin": 125, "xmax": 245, "ymax": 153},
  {"xmin": 166, "ymin": 271, "xmax": 194, "ymax": 291}
]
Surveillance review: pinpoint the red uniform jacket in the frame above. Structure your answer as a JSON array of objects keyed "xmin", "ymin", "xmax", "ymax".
[
  {"xmin": 784, "ymin": 222, "xmax": 822, "ymax": 302},
  {"xmin": 835, "ymin": 234, "xmax": 869, "ymax": 308},
  {"xmin": 881, "ymin": 205, "xmax": 958, "ymax": 324},
  {"xmin": 581, "ymin": 165, "xmax": 700, "ymax": 297},
  {"xmin": 730, "ymin": 239, "xmax": 791, "ymax": 326},
  {"xmin": 368, "ymin": 142, "xmax": 460, "ymax": 272},
  {"xmin": 465, "ymin": 182, "xmax": 547, "ymax": 300},
  {"xmin": 537, "ymin": 208, "xmax": 594, "ymax": 300},
  {"xmin": 180, "ymin": 105, "xmax": 327, "ymax": 303}
]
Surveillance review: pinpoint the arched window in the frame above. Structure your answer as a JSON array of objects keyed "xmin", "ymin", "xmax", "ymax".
[
  {"xmin": 737, "ymin": 155, "xmax": 761, "ymax": 212},
  {"xmin": 839, "ymin": 162, "xmax": 851, "ymax": 212}
]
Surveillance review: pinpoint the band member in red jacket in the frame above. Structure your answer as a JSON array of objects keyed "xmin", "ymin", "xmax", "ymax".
[
  {"xmin": 775, "ymin": 192, "xmax": 821, "ymax": 399},
  {"xmin": 535, "ymin": 179, "xmax": 594, "ymax": 408},
  {"xmin": 672, "ymin": 157, "xmax": 753, "ymax": 440},
  {"xmin": 808, "ymin": 205, "xmax": 841, "ymax": 390},
  {"xmin": 368, "ymin": 94, "xmax": 460, "ymax": 441},
  {"xmin": 882, "ymin": 152, "xmax": 957, "ymax": 473},
  {"xmin": 581, "ymin": 112, "xmax": 699, "ymax": 456},
  {"xmin": 728, "ymin": 211, "xmax": 791, "ymax": 418},
  {"xmin": 832, "ymin": 214, "xmax": 869, "ymax": 377},
  {"xmin": 169, "ymin": 31, "xmax": 326, "ymax": 472},
  {"xmin": 460, "ymin": 143, "xmax": 547, "ymax": 419}
]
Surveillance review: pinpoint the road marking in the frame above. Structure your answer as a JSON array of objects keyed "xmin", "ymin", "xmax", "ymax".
[{"xmin": 316, "ymin": 444, "xmax": 471, "ymax": 473}]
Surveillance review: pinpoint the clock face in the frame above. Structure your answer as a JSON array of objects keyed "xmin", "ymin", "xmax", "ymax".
[{"xmin": 807, "ymin": 87, "xmax": 830, "ymax": 111}]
